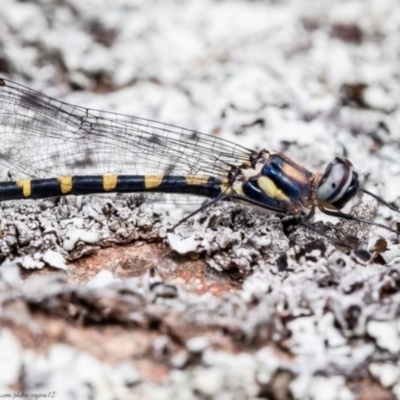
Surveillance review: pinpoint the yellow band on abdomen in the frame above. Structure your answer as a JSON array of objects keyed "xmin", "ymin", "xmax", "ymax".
[
  {"xmin": 16, "ymin": 180, "xmax": 31, "ymax": 197},
  {"xmin": 103, "ymin": 175, "xmax": 118, "ymax": 191},
  {"xmin": 185, "ymin": 176, "xmax": 209, "ymax": 186},
  {"xmin": 58, "ymin": 176, "xmax": 73, "ymax": 194},
  {"xmin": 221, "ymin": 178, "xmax": 232, "ymax": 194},
  {"xmin": 145, "ymin": 175, "xmax": 163, "ymax": 189}
]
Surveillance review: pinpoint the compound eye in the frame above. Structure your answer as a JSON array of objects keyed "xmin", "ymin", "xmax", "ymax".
[{"xmin": 317, "ymin": 157, "xmax": 358, "ymax": 209}]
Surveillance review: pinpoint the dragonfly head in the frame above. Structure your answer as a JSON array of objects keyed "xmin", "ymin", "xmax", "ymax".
[{"xmin": 317, "ymin": 157, "xmax": 359, "ymax": 210}]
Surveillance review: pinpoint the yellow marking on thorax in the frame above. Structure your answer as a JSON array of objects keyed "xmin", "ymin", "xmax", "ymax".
[
  {"xmin": 258, "ymin": 176, "xmax": 290, "ymax": 202},
  {"xmin": 281, "ymin": 162, "xmax": 308, "ymax": 185},
  {"xmin": 145, "ymin": 175, "xmax": 163, "ymax": 189},
  {"xmin": 185, "ymin": 176, "xmax": 209, "ymax": 186},
  {"xmin": 16, "ymin": 180, "xmax": 31, "ymax": 197},
  {"xmin": 57, "ymin": 176, "xmax": 73, "ymax": 194},
  {"xmin": 103, "ymin": 175, "xmax": 118, "ymax": 191}
]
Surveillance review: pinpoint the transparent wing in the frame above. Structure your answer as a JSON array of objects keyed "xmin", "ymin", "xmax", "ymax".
[{"xmin": 0, "ymin": 78, "xmax": 252, "ymax": 180}]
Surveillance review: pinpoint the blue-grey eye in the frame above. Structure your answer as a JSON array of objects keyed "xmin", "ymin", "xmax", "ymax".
[{"xmin": 317, "ymin": 157, "xmax": 359, "ymax": 209}]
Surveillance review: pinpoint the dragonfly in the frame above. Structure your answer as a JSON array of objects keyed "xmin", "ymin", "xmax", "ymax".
[{"xmin": 0, "ymin": 77, "xmax": 398, "ymax": 247}]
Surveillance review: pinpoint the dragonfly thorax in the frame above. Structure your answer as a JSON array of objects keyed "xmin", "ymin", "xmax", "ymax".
[{"xmin": 230, "ymin": 150, "xmax": 316, "ymax": 215}]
